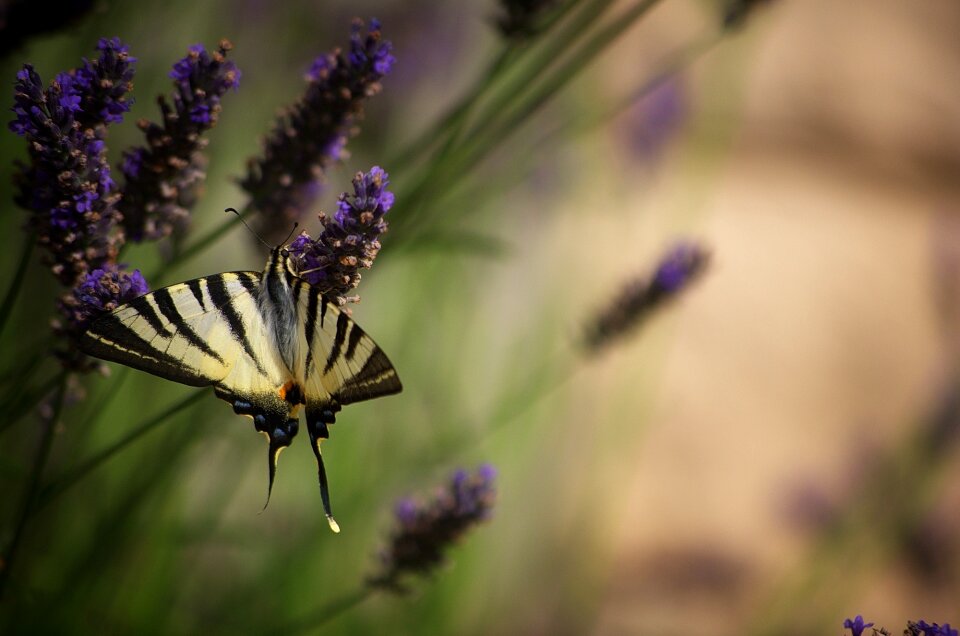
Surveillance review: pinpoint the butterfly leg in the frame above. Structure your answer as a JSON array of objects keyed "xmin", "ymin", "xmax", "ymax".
[{"xmin": 306, "ymin": 403, "xmax": 342, "ymax": 533}]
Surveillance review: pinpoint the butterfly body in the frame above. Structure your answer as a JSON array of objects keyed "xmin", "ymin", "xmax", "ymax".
[{"xmin": 79, "ymin": 248, "xmax": 402, "ymax": 531}]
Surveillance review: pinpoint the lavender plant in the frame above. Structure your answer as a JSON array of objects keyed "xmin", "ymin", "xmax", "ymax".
[
  {"xmin": 583, "ymin": 242, "xmax": 709, "ymax": 351},
  {"xmin": 842, "ymin": 616, "xmax": 958, "ymax": 636},
  {"xmin": 368, "ymin": 465, "xmax": 497, "ymax": 591},
  {"xmin": 120, "ymin": 40, "xmax": 240, "ymax": 241},
  {"xmin": 287, "ymin": 166, "xmax": 393, "ymax": 304},
  {"xmin": 9, "ymin": 38, "xmax": 134, "ymax": 286},
  {"xmin": 241, "ymin": 18, "xmax": 394, "ymax": 240}
]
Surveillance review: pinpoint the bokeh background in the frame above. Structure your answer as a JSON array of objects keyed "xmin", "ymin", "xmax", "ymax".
[{"xmin": 2, "ymin": 0, "xmax": 960, "ymax": 634}]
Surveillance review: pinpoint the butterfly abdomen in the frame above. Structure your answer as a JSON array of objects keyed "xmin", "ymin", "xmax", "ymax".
[{"xmin": 259, "ymin": 248, "xmax": 300, "ymax": 375}]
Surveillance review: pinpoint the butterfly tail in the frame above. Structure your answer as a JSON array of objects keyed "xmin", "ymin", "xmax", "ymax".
[
  {"xmin": 307, "ymin": 415, "xmax": 340, "ymax": 533},
  {"xmin": 258, "ymin": 417, "xmax": 299, "ymax": 511}
]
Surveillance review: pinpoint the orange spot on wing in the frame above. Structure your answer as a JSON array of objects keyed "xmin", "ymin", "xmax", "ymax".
[{"xmin": 278, "ymin": 381, "xmax": 305, "ymax": 405}]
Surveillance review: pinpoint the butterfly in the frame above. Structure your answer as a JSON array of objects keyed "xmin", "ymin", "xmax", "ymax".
[{"xmin": 79, "ymin": 246, "xmax": 402, "ymax": 532}]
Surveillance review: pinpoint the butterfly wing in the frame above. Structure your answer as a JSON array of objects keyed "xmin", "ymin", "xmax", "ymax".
[
  {"xmin": 292, "ymin": 280, "xmax": 402, "ymax": 420},
  {"xmin": 291, "ymin": 280, "xmax": 401, "ymax": 530},
  {"xmin": 80, "ymin": 271, "xmax": 284, "ymax": 391}
]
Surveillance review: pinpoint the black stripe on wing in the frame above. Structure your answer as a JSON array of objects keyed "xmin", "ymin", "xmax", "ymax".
[
  {"xmin": 323, "ymin": 312, "xmax": 350, "ymax": 375},
  {"xmin": 336, "ymin": 345, "xmax": 402, "ymax": 404},
  {"xmin": 128, "ymin": 295, "xmax": 172, "ymax": 338},
  {"xmin": 206, "ymin": 273, "xmax": 269, "ymax": 378},
  {"xmin": 302, "ymin": 283, "xmax": 321, "ymax": 375},
  {"xmin": 187, "ymin": 279, "xmax": 208, "ymax": 310},
  {"xmin": 152, "ymin": 287, "xmax": 226, "ymax": 365},
  {"xmin": 80, "ymin": 313, "xmax": 211, "ymax": 387}
]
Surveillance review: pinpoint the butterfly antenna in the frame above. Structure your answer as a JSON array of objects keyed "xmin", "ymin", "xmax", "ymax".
[
  {"xmin": 225, "ymin": 207, "xmax": 271, "ymax": 251},
  {"xmin": 281, "ymin": 221, "xmax": 300, "ymax": 248}
]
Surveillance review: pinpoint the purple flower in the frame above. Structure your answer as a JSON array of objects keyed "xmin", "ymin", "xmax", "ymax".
[
  {"xmin": 119, "ymin": 40, "xmax": 240, "ymax": 241},
  {"xmin": 72, "ymin": 36, "xmax": 137, "ymax": 126},
  {"xmin": 287, "ymin": 167, "xmax": 393, "ymax": 303},
  {"xmin": 242, "ymin": 18, "xmax": 394, "ymax": 242},
  {"xmin": 843, "ymin": 616, "xmax": 874, "ymax": 636},
  {"xmin": 61, "ymin": 264, "xmax": 148, "ymax": 327},
  {"xmin": 56, "ymin": 264, "xmax": 149, "ymax": 369},
  {"xmin": 653, "ymin": 242, "xmax": 705, "ymax": 292},
  {"xmin": 909, "ymin": 621, "xmax": 959, "ymax": 636},
  {"xmin": 9, "ymin": 40, "xmax": 134, "ymax": 285},
  {"xmin": 583, "ymin": 241, "xmax": 710, "ymax": 351},
  {"xmin": 368, "ymin": 465, "xmax": 496, "ymax": 591},
  {"xmin": 623, "ymin": 77, "xmax": 687, "ymax": 165}
]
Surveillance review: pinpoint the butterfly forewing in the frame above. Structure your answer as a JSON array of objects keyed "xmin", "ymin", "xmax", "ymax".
[{"xmin": 80, "ymin": 272, "xmax": 288, "ymax": 399}]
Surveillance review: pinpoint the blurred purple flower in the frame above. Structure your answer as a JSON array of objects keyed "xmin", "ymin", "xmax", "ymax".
[
  {"xmin": 583, "ymin": 241, "xmax": 709, "ymax": 351},
  {"xmin": 623, "ymin": 77, "xmax": 687, "ymax": 166},
  {"xmin": 909, "ymin": 621, "xmax": 959, "ymax": 636},
  {"xmin": 287, "ymin": 166, "xmax": 393, "ymax": 303},
  {"xmin": 843, "ymin": 616, "xmax": 874, "ymax": 636},
  {"xmin": 242, "ymin": 18, "xmax": 394, "ymax": 242},
  {"xmin": 368, "ymin": 465, "xmax": 496, "ymax": 591},
  {"xmin": 120, "ymin": 40, "xmax": 240, "ymax": 241},
  {"xmin": 9, "ymin": 39, "xmax": 135, "ymax": 285}
]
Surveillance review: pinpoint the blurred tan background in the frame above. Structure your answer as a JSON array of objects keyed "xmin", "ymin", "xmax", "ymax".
[{"xmin": 563, "ymin": 0, "xmax": 960, "ymax": 633}]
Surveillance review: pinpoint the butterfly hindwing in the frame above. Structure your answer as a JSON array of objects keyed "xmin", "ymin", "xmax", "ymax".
[{"xmin": 293, "ymin": 280, "xmax": 401, "ymax": 413}]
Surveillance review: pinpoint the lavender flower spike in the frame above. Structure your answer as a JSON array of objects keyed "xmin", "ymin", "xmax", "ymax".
[
  {"xmin": 242, "ymin": 19, "xmax": 394, "ymax": 242},
  {"xmin": 56, "ymin": 264, "xmax": 148, "ymax": 370},
  {"xmin": 583, "ymin": 241, "xmax": 709, "ymax": 351},
  {"xmin": 9, "ymin": 39, "xmax": 135, "ymax": 285},
  {"xmin": 908, "ymin": 621, "xmax": 960, "ymax": 636},
  {"xmin": 368, "ymin": 465, "xmax": 497, "ymax": 591},
  {"xmin": 120, "ymin": 40, "xmax": 240, "ymax": 241},
  {"xmin": 287, "ymin": 166, "xmax": 393, "ymax": 304},
  {"xmin": 843, "ymin": 615, "xmax": 874, "ymax": 636}
]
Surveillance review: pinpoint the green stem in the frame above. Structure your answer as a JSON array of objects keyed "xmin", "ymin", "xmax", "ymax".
[
  {"xmin": 0, "ymin": 240, "xmax": 34, "ymax": 337},
  {"xmin": 554, "ymin": 31, "xmax": 721, "ymax": 140},
  {"xmin": 458, "ymin": 0, "xmax": 619, "ymax": 147},
  {"xmin": 384, "ymin": 44, "xmax": 520, "ymax": 171},
  {"xmin": 148, "ymin": 206, "xmax": 251, "ymax": 282},
  {"xmin": 0, "ymin": 374, "xmax": 67, "ymax": 601},
  {"xmin": 0, "ymin": 370, "xmax": 67, "ymax": 436},
  {"xmin": 460, "ymin": 0, "xmax": 666, "ymax": 180},
  {"xmin": 36, "ymin": 390, "xmax": 207, "ymax": 511},
  {"xmin": 384, "ymin": 0, "xmax": 584, "ymax": 172},
  {"xmin": 389, "ymin": 0, "xmax": 647, "ymax": 242},
  {"xmin": 269, "ymin": 586, "xmax": 373, "ymax": 635}
]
